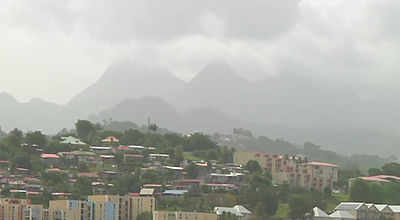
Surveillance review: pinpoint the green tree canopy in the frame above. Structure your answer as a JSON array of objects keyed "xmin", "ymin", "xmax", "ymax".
[
  {"xmin": 26, "ymin": 131, "xmax": 47, "ymax": 146},
  {"xmin": 245, "ymin": 160, "xmax": 262, "ymax": 174},
  {"xmin": 75, "ymin": 120, "xmax": 95, "ymax": 140},
  {"xmin": 185, "ymin": 162, "xmax": 199, "ymax": 179},
  {"xmin": 382, "ymin": 163, "xmax": 400, "ymax": 176}
]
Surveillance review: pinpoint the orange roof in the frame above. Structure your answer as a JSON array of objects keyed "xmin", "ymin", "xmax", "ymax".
[
  {"xmin": 41, "ymin": 153, "xmax": 60, "ymax": 159},
  {"xmin": 102, "ymin": 136, "xmax": 119, "ymax": 142}
]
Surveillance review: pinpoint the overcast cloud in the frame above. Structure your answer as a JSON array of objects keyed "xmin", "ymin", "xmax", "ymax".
[{"xmin": 1, "ymin": 0, "xmax": 400, "ymax": 104}]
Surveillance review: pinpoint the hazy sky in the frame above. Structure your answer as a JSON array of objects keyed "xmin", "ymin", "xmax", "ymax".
[{"xmin": 1, "ymin": 0, "xmax": 400, "ymax": 104}]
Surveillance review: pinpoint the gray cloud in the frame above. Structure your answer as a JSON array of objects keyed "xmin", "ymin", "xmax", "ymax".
[{"xmin": 1, "ymin": 0, "xmax": 400, "ymax": 104}]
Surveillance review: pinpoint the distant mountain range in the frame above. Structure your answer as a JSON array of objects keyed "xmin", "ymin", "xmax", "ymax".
[{"xmin": 1, "ymin": 61, "xmax": 400, "ymax": 157}]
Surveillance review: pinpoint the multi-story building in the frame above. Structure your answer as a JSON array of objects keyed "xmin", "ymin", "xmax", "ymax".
[
  {"xmin": 48, "ymin": 200, "xmax": 95, "ymax": 220},
  {"xmin": 0, "ymin": 198, "xmax": 44, "ymax": 220},
  {"xmin": 234, "ymin": 151, "xmax": 339, "ymax": 191},
  {"xmin": 24, "ymin": 204, "xmax": 45, "ymax": 220},
  {"xmin": 153, "ymin": 211, "xmax": 218, "ymax": 220},
  {"xmin": 88, "ymin": 193, "xmax": 155, "ymax": 220}
]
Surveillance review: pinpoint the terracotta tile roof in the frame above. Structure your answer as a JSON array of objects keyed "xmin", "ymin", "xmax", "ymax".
[{"xmin": 41, "ymin": 153, "xmax": 60, "ymax": 159}]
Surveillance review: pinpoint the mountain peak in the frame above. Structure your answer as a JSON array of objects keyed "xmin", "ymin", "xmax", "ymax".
[
  {"xmin": 190, "ymin": 62, "xmax": 245, "ymax": 84},
  {"xmin": 0, "ymin": 92, "xmax": 17, "ymax": 103}
]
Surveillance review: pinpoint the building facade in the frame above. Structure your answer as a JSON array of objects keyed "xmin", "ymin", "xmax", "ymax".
[
  {"xmin": 88, "ymin": 194, "xmax": 155, "ymax": 220},
  {"xmin": 234, "ymin": 151, "xmax": 339, "ymax": 191}
]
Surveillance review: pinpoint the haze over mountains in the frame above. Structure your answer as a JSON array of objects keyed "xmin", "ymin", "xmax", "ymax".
[{"xmin": 1, "ymin": 61, "xmax": 400, "ymax": 156}]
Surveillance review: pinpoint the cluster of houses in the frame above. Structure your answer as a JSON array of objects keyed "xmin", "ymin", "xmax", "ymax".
[
  {"xmin": 0, "ymin": 134, "xmax": 354, "ymax": 220},
  {"xmin": 313, "ymin": 202, "xmax": 400, "ymax": 220},
  {"xmin": 0, "ymin": 136, "xmax": 257, "ymax": 219}
]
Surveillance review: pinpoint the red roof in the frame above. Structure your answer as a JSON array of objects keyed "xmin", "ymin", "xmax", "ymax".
[
  {"xmin": 118, "ymin": 145, "xmax": 130, "ymax": 150},
  {"xmin": 41, "ymin": 153, "xmax": 60, "ymax": 159},
  {"xmin": 129, "ymin": 192, "xmax": 140, "ymax": 197},
  {"xmin": 78, "ymin": 172, "xmax": 100, "ymax": 178},
  {"xmin": 360, "ymin": 176, "xmax": 390, "ymax": 183}
]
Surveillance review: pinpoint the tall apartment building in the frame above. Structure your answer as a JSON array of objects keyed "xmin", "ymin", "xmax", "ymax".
[
  {"xmin": 234, "ymin": 151, "xmax": 339, "ymax": 191},
  {"xmin": 0, "ymin": 198, "xmax": 44, "ymax": 220},
  {"xmin": 88, "ymin": 194, "xmax": 155, "ymax": 220},
  {"xmin": 48, "ymin": 200, "xmax": 96, "ymax": 220},
  {"xmin": 153, "ymin": 211, "xmax": 218, "ymax": 220}
]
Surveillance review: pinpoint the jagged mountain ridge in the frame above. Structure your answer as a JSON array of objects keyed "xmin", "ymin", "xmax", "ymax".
[{"xmin": 1, "ymin": 62, "xmax": 400, "ymax": 156}]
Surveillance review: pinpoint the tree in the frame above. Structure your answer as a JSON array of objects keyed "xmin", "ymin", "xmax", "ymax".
[
  {"xmin": 382, "ymin": 163, "xmax": 400, "ymax": 176},
  {"xmin": 11, "ymin": 153, "xmax": 32, "ymax": 169},
  {"xmin": 172, "ymin": 146, "xmax": 184, "ymax": 166},
  {"xmin": 77, "ymin": 162, "xmax": 89, "ymax": 172},
  {"xmin": 121, "ymin": 129, "xmax": 144, "ymax": 145},
  {"xmin": 350, "ymin": 179, "xmax": 371, "ymax": 202},
  {"xmin": 245, "ymin": 160, "xmax": 262, "ymax": 174},
  {"xmin": 1, "ymin": 186, "xmax": 10, "ymax": 197},
  {"xmin": 75, "ymin": 120, "xmax": 95, "ymax": 140},
  {"xmin": 72, "ymin": 177, "xmax": 92, "ymax": 198},
  {"xmin": 6, "ymin": 128, "xmax": 23, "ymax": 146},
  {"xmin": 186, "ymin": 133, "xmax": 218, "ymax": 151},
  {"xmin": 26, "ymin": 131, "xmax": 47, "ymax": 146},
  {"xmin": 185, "ymin": 162, "xmax": 199, "ymax": 179},
  {"xmin": 219, "ymin": 212, "xmax": 239, "ymax": 220},
  {"xmin": 368, "ymin": 168, "xmax": 383, "ymax": 176},
  {"xmin": 289, "ymin": 191, "xmax": 324, "ymax": 219},
  {"xmin": 109, "ymin": 174, "xmax": 141, "ymax": 195},
  {"xmin": 136, "ymin": 211, "xmax": 152, "ymax": 220},
  {"xmin": 148, "ymin": 123, "xmax": 158, "ymax": 133}
]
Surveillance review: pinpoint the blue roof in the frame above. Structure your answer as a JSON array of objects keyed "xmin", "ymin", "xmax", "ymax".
[{"xmin": 163, "ymin": 190, "xmax": 188, "ymax": 195}]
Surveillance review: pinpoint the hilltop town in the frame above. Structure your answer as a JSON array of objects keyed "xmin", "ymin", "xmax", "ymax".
[{"xmin": 0, "ymin": 120, "xmax": 399, "ymax": 220}]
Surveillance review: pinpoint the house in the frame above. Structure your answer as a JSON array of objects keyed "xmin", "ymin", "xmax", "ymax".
[
  {"xmin": 312, "ymin": 207, "xmax": 355, "ymax": 220},
  {"xmin": 389, "ymin": 205, "xmax": 400, "ymax": 220},
  {"xmin": 214, "ymin": 205, "xmax": 252, "ymax": 220},
  {"xmin": 99, "ymin": 155, "xmax": 114, "ymax": 164},
  {"xmin": 149, "ymin": 153, "xmax": 170, "ymax": 161},
  {"xmin": 60, "ymin": 136, "xmax": 87, "ymax": 146},
  {"xmin": 58, "ymin": 151, "xmax": 96, "ymax": 163},
  {"xmin": 14, "ymin": 167, "xmax": 31, "ymax": 176},
  {"xmin": 102, "ymin": 136, "xmax": 119, "ymax": 143},
  {"xmin": 40, "ymin": 153, "xmax": 61, "ymax": 167},
  {"xmin": 335, "ymin": 202, "xmax": 370, "ymax": 220},
  {"xmin": 349, "ymin": 175, "xmax": 400, "ymax": 188},
  {"xmin": 313, "ymin": 207, "xmax": 331, "ymax": 219},
  {"xmin": 140, "ymin": 188, "xmax": 155, "ymax": 196},
  {"xmin": 375, "ymin": 204, "xmax": 394, "ymax": 220},
  {"xmin": 162, "ymin": 189, "xmax": 188, "ymax": 198},
  {"xmin": 78, "ymin": 172, "xmax": 100, "ymax": 182},
  {"xmin": 205, "ymin": 183, "xmax": 238, "ymax": 192},
  {"xmin": 205, "ymin": 172, "xmax": 244, "ymax": 184},
  {"xmin": 90, "ymin": 146, "xmax": 112, "ymax": 154}
]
